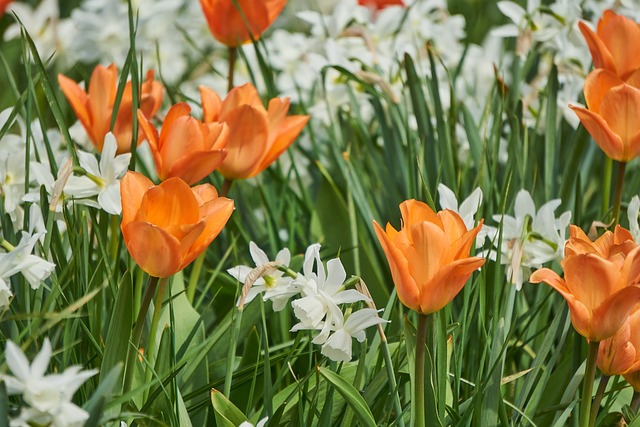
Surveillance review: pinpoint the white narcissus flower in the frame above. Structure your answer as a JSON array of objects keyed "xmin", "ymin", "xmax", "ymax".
[
  {"xmin": 290, "ymin": 244, "xmax": 369, "ymax": 344},
  {"xmin": 437, "ymin": 183, "xmax": 483, "ymax": 231},
  {"xmin": 629, "ymin": 196, "xmax": 640, "ymax": 243},
  {"xmin": 484, "ymin": 190, "xmax": 571, "ymax": 290},
  {"xmin": 66, "ymin": 132, "xmax": 131, "ymax": 215},
  {"xmin": 321, "ymin": 308, "xmax": 389, "ymax": 362},
  {"xmin": 6, "ymin": 232, "xmax": 56, "ymax": 291},
  {"xmin": 239, "ymin": 418, "xmax": 268, "ymax": 427},
  {"xmin": 1, "ymin": 338, "xmax": 97, "ymax": 427},
  {"xmin": 229, "ymin": 242, "xmax": 299, "ymax": 311}
]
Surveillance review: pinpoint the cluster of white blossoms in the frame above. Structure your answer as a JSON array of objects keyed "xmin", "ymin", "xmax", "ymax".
[
  {"xmin": 438, "ymin": 184, "xmax": 571, "ymax": 291},
  {"xmin": 1, "ymin": 339, "xmax": 97, "ymax": 427},
  {"xmin": 229, "ymin": 242, "xmax": 388, "ymax": 362}
]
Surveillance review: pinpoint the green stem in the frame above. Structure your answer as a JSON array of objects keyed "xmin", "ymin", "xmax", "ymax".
[
  {"xmin": 224, "ymin": 304, "xmax": 244, "ymax": 397},
  {"xmin": 123, "ymin": 275, "xmax": 159, "ymax": 394},
  {"xmin": 611, "ymin": 161, "xmax": 626, "ymax": 227},
  {"xmin": 589, "ymin": 374, "xmax": 609, "ymax": 427},
  {"xmin": 580, "ymin": 341, "xmax": 599, "ymax": 427},
  {"xmin": 415, "ymin": 313, "xmax": 429, "ymax": 427},
  {"xmin": 380, "ymin": 325, "xmax": 405, "ymax": 427},
  {"xmin": 631, "ymin": 391, "xmax": 640, "ymax": 412},
  {"xmin": 186, "ymin": 253, "xmax": 205, "ymax": 304},
  {"xmin": 227, "ymin": 47, "xmax": 236, "ymax": 93},
  {"xmin": 221, "ymin": 178, "xmax": 233, "ymax": 198},
  {"xmin": 600, "ymin": 157, "xmax": 612, "ymax": 218},
  {"xmin": 143, "ymin": 277, "xmax": 168, "ymax": 395}
]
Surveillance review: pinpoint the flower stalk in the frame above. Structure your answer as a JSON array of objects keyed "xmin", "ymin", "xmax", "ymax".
[
  {"xmin": 580, "ymin": 341, "xmax": 599, "ymax": 427},
  {"xmin": 611, "ymin": 161, "xmax": 626, "ymax": 226},
  {"xmin": 415, "ymin": 313, "xmax": 429, "ymax": 427}
]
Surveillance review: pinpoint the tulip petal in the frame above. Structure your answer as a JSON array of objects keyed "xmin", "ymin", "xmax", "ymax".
[
  {"xmin": 161, "ymin": 116, "xmax": 205, "ymax": 166},
  {"xmin": 570, "ymin": 104, "xmax": 625, "ymax": 161},
  {"xmin": 254, "ymin": 114, "xmax": 309, "ymax": 177},
  {"xmin": 592, "ymin": 286, "xmax": 640, "ymax": 341},
  {"xmin": 120, "ymin": 171, "xmax": 154, "ymax": 225},
  {"xmin": 137, "ymin": 110, "xmax": 163, "ymax": 175},
  {"xmin": 597, "ymin": 10, "xmax": 640, "ymax": 79},
  {"xmin": 563, "ymin": 254, "xmax": 621, "ymax": 310},
  {"xmin": 583, "ymin": 69, "xmax": 623, "ymax": 113},
  {"xmin": 373, "ymin": 220, "xmax": 421, "ymax": 312},
  {"xmin": 158, "ymin": 103, "xmax": 192, "ymax": 151},
  {"xmin": 137, "ymin": 177, "xmax": 200, "ymax": 227},
  {"xmin": 218, "ymin": 105, "xmax": 269, "ymax": 179},
  {"xmin": 399, "ymin": 199, "xmax": 440, "ymax": 228},
  {"xmin": 405, "ymin": 221, "xmax": 449, "ymax": 286},
  {"xmin": 201, "ymin": 0, "xmax": 270, "ymax": 46},
  {"xmin": 219, "ymin": 83, "xmax": 263, "ymax": 119},
  {"xmin": 579, "ymin": 21, "xmax": 617, "ymax": 73},
  {"xmin": 598, "ymin": 84, "xmax": 640, "ymax": 160},
  {"xmin": 437, "ymin": 209, "xmax": 469, "ymax": 243},
  {"xmin": 88, "ymin": 65, "xmax": 118, "ymax": 150},
  {"xmin": 200, "ymin": 85, "xmax": 222, "ymax": 122},
  {"xmin": 418, "ymin": 257, "xmax": 484, "ymax": 314},
  {"xmin": 166, "ymin": 149, "xmax": 227, "ymax": 185},
  {"xmin": 58, "ymin": 74, "xmax": 93, "ymax": 143},
  {"xmin": 182, "ymin": 196, "xmax": 234, "ymax": 268},
  {"xmin": 123, "ymin": 221, "xmax": 182, "ymax": 278},
  {"xmin": 192, "ymin": 183, "xmax": 219, "ymax": 205}
]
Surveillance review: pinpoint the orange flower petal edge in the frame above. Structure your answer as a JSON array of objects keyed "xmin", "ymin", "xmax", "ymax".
[
  {"xmin": 120, "ymin": 171, "xmax": 234, "ymax": 278},
  {"xmin": 59, "ymin": 65, "xmax": 163, "ymax": 154},
  {"xmin": 374, "ymin": 199, "xmax": 485, "ymax": 315}
]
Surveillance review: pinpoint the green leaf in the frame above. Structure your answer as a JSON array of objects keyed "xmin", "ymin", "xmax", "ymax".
[
  {"xmin": 100, "ymin": 273, "xmax": 133, "ymax": 386},
  {"xmin": 317, "ymin": 367, "xmax": 376, "ymax": 427},
  {"xmin": 211, "ymin": 388, "xmax": 249, "ymax": 427}
]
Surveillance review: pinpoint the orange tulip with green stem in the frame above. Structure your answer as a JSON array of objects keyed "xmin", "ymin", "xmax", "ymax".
[
  {"xmin": 119, "ymin": 171, "xmax": 234, "ymax": 393},
  {"xmin": 530, "ymin": 225, "xmax": 640, "ymax": 427},
  {"xmin": 374, "ymin": 199, "xmax": 484, "ymax": 427}
]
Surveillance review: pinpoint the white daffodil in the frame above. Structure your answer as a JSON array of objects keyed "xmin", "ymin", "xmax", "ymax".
[
  {"xmin": 239, "ymin": 418, "xmax": 268, "ymax": 427},
  {"xmin": 321, "ymin": 308, "xmax": 388, "ymax": 362},
  {"xmin": 0, "ymin": 231, "xmax": 55, "ymax": 309},
  {"xmin": 66, "ymin": 133, "xmax": 131, "ymax": 215},
  {"xmin": 484, "ymin": 190, "xmax": 571, "ymax": 290},
  {"xmin": 229, "ymin": 242, "xmax": 298, "ymax": 311},
  {"xmin": 290, "ymin": 244, "xmax": 369, "ymax": 344},
  {"xmin": 3, "ymin": 232, "xmax": 56, "ymax": 291},
  {"xmin": 629, "ymin": 196, "xmax": 640, "ymax": 243},
  {"xmin": 1, "ymin": 339, "xmax": 97, "ymax": 427},
  {"xmin": 437, "ymin": 183, "xmax": 483, "ymax": 231}
]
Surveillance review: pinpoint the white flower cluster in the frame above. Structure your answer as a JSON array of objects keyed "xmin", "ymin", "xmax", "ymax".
[
  {"xmin": 437, "ymin": 184, "xmax": 571, "ymax": 291},
  {"xmin": 1, "ymin": 338, "xmax": 97, "ymax": 427},
  {"xmin": 229, "ymin": 242, "xmax": 388, "ymax": 362},
  {"xmin": 483, "ymin": 190, "xmax": 571, "ymax": 291}
]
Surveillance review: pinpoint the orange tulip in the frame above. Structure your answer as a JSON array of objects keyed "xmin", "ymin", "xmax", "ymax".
[
  {"xmin": 578, "ymin": 10, "xmax": 640, "ymax": 80},
  {"xmin": 58, "ymin": 64, "xmax": 163, "ymax": 154},
  {"xmin": 373, "ymin": 199, "xmax": 485, "ymax": 314},
  {"xmin": 597, "ymin": 305, "xmax": 640, "ymax": 376},
  {"xmin": 199, "ymin": 0, "xmax": 286, "ymax": 47},
  {"xmin": 199, "ymin": 83, "xmax": 310, "ymax": 180},
  {"xmin": 120, "ymin": 171, "xmax": 234, "ymax": 278},
  {"xmin": 358, "ymin": 0, "xmax": 405, "ymax": 9},
  {"xmin": 570, "ymin": 69, "xmax": 640, "ymax": 162},
  {"xmin": 137, "ymin": 103, "xmax": 228, "ymax": 185},
  {"xmin": 530, "ymin": 225, "xmax": 640, "ymax": 342}
]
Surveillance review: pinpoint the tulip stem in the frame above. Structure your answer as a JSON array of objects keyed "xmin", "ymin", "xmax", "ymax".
[
  {"xmin": 124, "ymin": 275, "xmax": 159, "ymax": 395},
  {"xmin": 227, "ymin": 47, "xmax": 236, "ymax": 93},
  {"xmin": 579, "ymin": 341, "xmax": 599, "ymax": 427},
  {"xmin": 415, "ymin": 313, "xmax": 429, "ymax": 427},
  {"xmin": 589, "ymin": 374, "xmax": 609, "ymax": 427},
  {"xmin": 143, "ymin": 277, "xmax": 168, "ymax": 396},
  {"xmin": 631, "ymin": 391, "xmax": 640, "ymax": 412},
  {"xmin": 612, "ymin": 161, "xmax": 626, "ymax": 227},
  {"xmin": 221, "ymin": 179, "xmax": 233, "ymax": 198}
]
